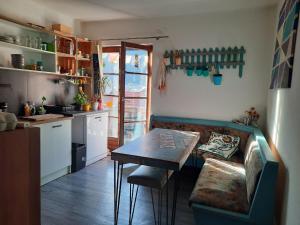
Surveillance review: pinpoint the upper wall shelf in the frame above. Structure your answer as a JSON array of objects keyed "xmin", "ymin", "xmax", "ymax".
[
  {"xmin": 0, "ymin": 40, "xmax": 56, "ymax": 55},
  {"xmin": 0, "ymin": 66, "xmax": 91, "ymax": 79},
  {"xmin": 56, "ymin": 52, "xmax": 76, "ymax": 58}
]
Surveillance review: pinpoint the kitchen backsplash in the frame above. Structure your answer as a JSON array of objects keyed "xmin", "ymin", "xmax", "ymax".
[{"xmin": 0, "ymin": 71, "xmax": 76, "ymax": 115}]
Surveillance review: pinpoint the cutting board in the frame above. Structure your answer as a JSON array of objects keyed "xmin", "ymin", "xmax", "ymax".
[{"xmin": 22, "ymin": 114, "xmax": 64, "ymax": 121}]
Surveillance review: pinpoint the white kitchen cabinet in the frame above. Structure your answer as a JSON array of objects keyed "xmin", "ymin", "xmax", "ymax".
[
  {"xmin": 71, "ymin": 112, "xmax": 108, "ymax": 166},
  {"xmin": 34, "ymin": 119, "xmax": 72, "ymax": 185}
]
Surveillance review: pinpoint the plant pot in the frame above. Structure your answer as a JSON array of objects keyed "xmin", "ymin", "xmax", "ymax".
[
  {"xmin": 97, "ymin": 99, "xmax": 103, "ymax": 110},
  {"xmin": 201, "ymin": 67, "xmax": 210, "ymax": 77},
  {"xmin": 186, "ymin": 67, "xmax": 194, "ymax": 77},
  {"xmin": 195, "ymin": 67, "xmax": 202, "ymax": 76},
  {"xmin": 213, "ymin": 74, "xmax": 223, "ymax": 85},
  {"xmin": 92, "ymin": 102, "xmax": 99, "ymax": 111},
  {"xmin": 37, "ymin": 106, "xmax": 46, "ymax": 115},
  {"xmin": 82, "ymin": 104, "xmax": 91, "ymax": 112}
]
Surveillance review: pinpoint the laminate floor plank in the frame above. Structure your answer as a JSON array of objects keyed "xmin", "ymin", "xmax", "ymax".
[{"xmin": 41, "ymin": 157, "xmax": 197, "ymax": 225}]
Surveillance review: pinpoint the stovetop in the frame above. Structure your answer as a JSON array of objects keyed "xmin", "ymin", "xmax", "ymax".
[
  {"xmin": 44, "ymin": 105, "xmax": 75, "ymax": 113},
  {"xmin": 44, "ymin": 105, "xmax": 109, "ymax": 117}
]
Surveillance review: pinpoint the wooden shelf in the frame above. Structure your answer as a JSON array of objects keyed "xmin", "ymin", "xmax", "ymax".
[
  {"xmin": 77, "ymin": 57, "xmax": 91, "ymax": 61},
  {"xmin": 0, "ymin": 66, "xmax": 91, "ymax": 79},
  {"xmin": 76, "ymin": 37, "xmax": 90, "ymax": 43},
  {"xmin": 56, "ymin": 52, "xmax": 76, "ymax": 58},
  {"xmin": 0, "ymin": 40, "xmax": 56, "ymax": 55}
]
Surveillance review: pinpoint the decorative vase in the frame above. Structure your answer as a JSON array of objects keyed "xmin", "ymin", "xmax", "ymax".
[
  {"xmin": 92, "ymin": 102, "xmax": 99, "ymax": 111},
  {"xmin": 213, "ymin": 74, "xmax": 223, "ymax": 85},
  {"xmin": 97, "ymin": 99, "xmax": 103, "ymax": 110}
]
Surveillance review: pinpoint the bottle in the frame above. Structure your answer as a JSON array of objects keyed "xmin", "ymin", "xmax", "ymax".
[
  {"xmin": 30, "ymin": 102, "xmax": 36, "ymax": 115},
  {"xmin": 24, "ymin": 103, "xmax": 31, "ymax": 117},
  {"xmin": 70, "ymin": 41, "xmax": 74, "ymax": 55}
]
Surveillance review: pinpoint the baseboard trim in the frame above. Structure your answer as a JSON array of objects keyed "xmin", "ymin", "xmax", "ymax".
[
  {"xmin": 86, "ymin": 153, "xmax": 108, "ymax": 166},
  {"xmin": 41, "ymin": 166, "xmax": 70, "ymax": 186}
]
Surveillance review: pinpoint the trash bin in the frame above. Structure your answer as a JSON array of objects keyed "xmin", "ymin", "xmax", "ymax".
[{"xmin": 71, "ymin": 143, "xmax": 86, "ymax": 173}]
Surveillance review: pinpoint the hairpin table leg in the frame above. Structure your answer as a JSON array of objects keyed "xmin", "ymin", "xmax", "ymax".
[{"xmin": 114, "ymin": 161, "xmax": 123, "ymax": 225}]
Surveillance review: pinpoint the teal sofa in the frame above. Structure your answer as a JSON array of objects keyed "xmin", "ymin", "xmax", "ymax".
[{"xmin": 150, "ymin": 115, "xmax": 279, "ymax": 225}]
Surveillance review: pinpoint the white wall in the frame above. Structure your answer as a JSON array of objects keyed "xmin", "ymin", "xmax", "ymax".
[
  {"xmin": 0, "ymin": 0, "xmax": 74, "ymax": 29},
  {"xmin": 82, "ymin": 7, "xmax": 276, "ymax": 127},
  {"xmin": 267, "ymin": 0, "xmax": 300, "ymax": 224}
]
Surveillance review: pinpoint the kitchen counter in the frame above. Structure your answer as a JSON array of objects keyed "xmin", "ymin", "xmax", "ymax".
[
  {"xmin": 62, "ymin": 110, "xmax": 110, "ymax": 117},
  {"xmin": 18, "ymin": 116, "xmax": 73, "ymax": 126}
]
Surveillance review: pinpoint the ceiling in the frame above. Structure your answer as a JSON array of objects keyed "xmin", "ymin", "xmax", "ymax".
[{"xmin": 34, "ymin": 0, "xmax": 278, "ymax": 22}]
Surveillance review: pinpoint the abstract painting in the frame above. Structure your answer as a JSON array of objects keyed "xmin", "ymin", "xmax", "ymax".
[{"xmin": 270, "ymin": 0, "xmax": 300, "ymax": 89}]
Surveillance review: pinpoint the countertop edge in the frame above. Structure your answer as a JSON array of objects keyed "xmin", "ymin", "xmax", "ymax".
[{"xmin": 18, "ymin": 116, "xmax": 74, "ymax": 126}]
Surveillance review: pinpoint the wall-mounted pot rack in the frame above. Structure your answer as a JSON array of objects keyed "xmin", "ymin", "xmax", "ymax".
[{"xmin": 164, "ymin": 46, "xmax": 246, "ymax": 77}]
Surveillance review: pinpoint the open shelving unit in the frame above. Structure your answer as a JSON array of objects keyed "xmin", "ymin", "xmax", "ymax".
[{"xmin": 0, "ymin": 15, "xmax": 94, "ymax": 81}]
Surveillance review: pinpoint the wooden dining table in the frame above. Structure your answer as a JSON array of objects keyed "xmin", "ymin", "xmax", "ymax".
[{"xmin": 111, "ymin": 128, "xmax": 200, "ymax": 225}]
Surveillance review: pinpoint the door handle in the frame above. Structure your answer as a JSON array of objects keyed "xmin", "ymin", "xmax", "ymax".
[{"xmin": 52, "ymin": 124, "xmax": 62, "ymax": 128}]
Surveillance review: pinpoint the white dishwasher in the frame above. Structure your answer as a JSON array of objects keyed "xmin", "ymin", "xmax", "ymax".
[
  {"xmin": 72, "ymin": 111, "xmax": 108, "ymax": 166},
  {"xmin": 86, "ymin": 112, "xmax": 108, "ymax": 165}
]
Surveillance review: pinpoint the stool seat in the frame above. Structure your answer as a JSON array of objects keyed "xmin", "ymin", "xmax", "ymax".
[{"xmin": 128, "ymin": 166, "xmax": 173, "ymax": 189}]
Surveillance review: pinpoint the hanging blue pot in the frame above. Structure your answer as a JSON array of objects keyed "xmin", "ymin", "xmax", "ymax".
[{"xmin": 213, "ymin": 74, "xmax": 223, "ymax": 85}]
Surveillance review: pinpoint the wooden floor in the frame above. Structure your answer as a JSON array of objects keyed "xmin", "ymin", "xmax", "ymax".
[{"xmin": 41, "ymin": 157, "xmax": 199, "ymax": 225}]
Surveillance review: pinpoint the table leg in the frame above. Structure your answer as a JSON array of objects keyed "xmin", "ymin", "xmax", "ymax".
[
  {"xmin": 114, "ymin": 161, "xmax": 123, "ymax": 225},
  {"xmin": 166, "ymin": 170, "xmax": 169, "ymax": 225},
  {"xmin": 171, "ymin": 172, "xmax": 180, "ymax": 225}
]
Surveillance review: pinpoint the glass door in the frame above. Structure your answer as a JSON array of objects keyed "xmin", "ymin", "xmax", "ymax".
[
  {"xmin": 102, "ymin": 47, "xmax": 120, "ymax": 150},
  {"xmin": 120, "ymin": 42, "xmax": 153, "ymax": 145}
]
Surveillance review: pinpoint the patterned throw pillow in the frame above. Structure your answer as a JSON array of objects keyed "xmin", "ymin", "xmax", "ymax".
[{"xmin": 198, "ymin": 132, "xmax": 240, "ymax": 159}]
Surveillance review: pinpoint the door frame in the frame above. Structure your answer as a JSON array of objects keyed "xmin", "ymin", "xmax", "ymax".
[{"xmin": 119, "ymin": 42, "xmax": 153, "ymax": 146}]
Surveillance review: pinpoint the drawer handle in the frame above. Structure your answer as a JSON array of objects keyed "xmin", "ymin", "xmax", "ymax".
[
  {"xmin": 52, "ymin": 124, "xmax": 62, "ymax": 128},
  {"xmin": 95, "ymin": 116, "xmax": 102, "ymax": 119}
]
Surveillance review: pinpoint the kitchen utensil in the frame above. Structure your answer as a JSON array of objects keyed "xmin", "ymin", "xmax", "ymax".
[
  {"xmin": 0, "ymin": 102, "xmax": 8, "ymax": 112},
  {"xmin": 11, "ymin": 54, "xmax": 24, "ymax": 69}
]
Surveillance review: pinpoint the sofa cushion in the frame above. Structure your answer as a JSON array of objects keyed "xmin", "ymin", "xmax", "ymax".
[
  {"xmin": 150, "ymin": 120, "xmax": 250, "ymax": 152},
  {"xmin": 189, "ymin": 158, "xmax": 249, "ymax": 214},
  {"xmin": 127, "ymin": 165, "xmax": 173, "ymax": 189},
  {"xmin": 198, "ymin": 132, "xmax": 240, "ymax": 159},
  {"xmin": 194, "ymin": 149, "xmax": 244, "ymax": 164},
  {"xmin": 244, "ymin": 135, "xmax": 264, "ymax": 203}
]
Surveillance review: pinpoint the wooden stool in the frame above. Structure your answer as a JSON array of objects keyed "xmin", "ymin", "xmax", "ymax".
[{"xmin": 127, "ymin": 165, "xmax": 173, "ymax": 225}]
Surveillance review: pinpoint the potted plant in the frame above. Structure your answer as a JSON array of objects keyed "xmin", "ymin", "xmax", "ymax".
[
  {"xmin": 245, "ymin": 107, "xmax": 260, "ymax": 126},
  {"xmin": 211, "ymin": 65, "xmax": 223, "ymax": 85},
  {"xmin": 37, "ymin": 96, "xmax": 46, "ymax": 115},
  {"xmin": 74, "ymin": 87, "xmax": 88, "ymax": 111},
  {"xmin": 186, "ymin": 66, "xmax": 194, "ymax": 76},
  {"xmin": 96, "ymin": 76, "xmax": 111, "ymax": 110}
]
